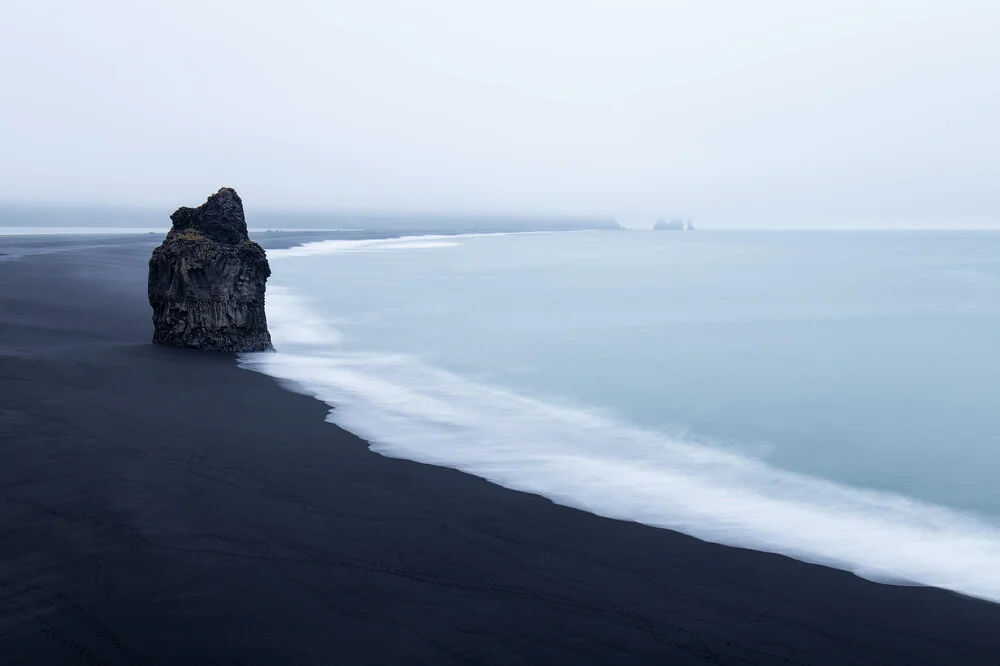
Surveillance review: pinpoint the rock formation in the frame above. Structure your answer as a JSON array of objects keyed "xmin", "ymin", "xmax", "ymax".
[{"xmin": 148, "ymin": 188, "xmax": 273, "ymax": 351}]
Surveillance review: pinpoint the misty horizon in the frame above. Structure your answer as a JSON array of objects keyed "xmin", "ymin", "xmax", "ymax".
[
  {"xmin": 2, "ymin": 1, "xmax": 998, "ymax": 228},
  {"xmin": 3, "ymin": 199, "xmax": 998, "ymax": 231}
]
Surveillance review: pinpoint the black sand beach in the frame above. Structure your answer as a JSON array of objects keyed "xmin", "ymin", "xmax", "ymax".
[{"xmin": 2, "ymin": 235, "xmax": 999, "ymax": 666}]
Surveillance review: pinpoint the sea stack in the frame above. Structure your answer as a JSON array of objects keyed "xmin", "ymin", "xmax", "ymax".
[{"xmin": 147, "ymin": 187, "xmax": 273, "ymax": 352}]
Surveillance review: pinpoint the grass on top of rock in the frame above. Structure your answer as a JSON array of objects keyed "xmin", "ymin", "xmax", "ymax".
[{"xmin": 168, "ymin": 228, "xmax": 208, "ymax": 242}]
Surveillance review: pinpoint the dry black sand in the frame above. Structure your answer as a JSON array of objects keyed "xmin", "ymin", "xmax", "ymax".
[{"xmin": 1, "ymin": 234, "xmax": 999, "ymax": 665}]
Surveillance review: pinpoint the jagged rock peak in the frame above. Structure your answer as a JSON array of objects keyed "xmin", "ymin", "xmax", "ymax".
[
  {"xmin": 168, "ymin": 187, "xmax": 249, "ymax": 245},
  {"xmin": 148, "ymin": 188, "xmax": 273, "ymax": 352}
]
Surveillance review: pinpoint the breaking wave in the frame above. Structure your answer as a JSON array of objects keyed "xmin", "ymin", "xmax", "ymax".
[{"xmin": 241, "ymin": 296, "xmax": 1000, "ymax": 605}]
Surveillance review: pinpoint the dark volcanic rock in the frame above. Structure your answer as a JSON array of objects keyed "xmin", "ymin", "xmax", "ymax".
[{"xmin": 148, "ymin": 188, "xmax": 273, "ymax": 352}]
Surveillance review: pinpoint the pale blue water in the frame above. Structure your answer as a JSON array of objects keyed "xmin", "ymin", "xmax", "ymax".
[{"xmin": 241, "ymin": 231, "xmax": 1000, "ymax": 602}]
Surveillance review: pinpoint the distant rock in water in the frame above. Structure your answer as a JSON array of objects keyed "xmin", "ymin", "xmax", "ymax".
[
  {"xmin": 148, "ymin": 188, "xmax": 273, "ymax": 352},
  {"xmin": 653, "ymin": 218, "xmax": 685, "ymax": 231}
]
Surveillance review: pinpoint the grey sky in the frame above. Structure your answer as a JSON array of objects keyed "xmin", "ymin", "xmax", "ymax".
[{"xmin": 2, "ymin": 1, "xmax": 998, "ymax": 228}]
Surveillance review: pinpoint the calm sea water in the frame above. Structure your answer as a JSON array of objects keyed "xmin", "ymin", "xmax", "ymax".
[{"xmin": 240, "ymin": 230, "xmax": 1000, "ymax": 602}]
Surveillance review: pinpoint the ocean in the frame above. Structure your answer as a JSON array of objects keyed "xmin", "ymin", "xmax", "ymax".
[{"xmin": 239, "ymin": 230, "xmax": 1000, "ymax": 602}]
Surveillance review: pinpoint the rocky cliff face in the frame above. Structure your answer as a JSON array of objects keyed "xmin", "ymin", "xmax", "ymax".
[{"xmin": 148, "ymin": 188, "xmax": 273, "ymax": 352}]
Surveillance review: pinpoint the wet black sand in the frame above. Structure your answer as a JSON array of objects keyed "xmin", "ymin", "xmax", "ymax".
[{"xmin": 1, "ymin": 234, "xmax": 999, "ymax": 665}]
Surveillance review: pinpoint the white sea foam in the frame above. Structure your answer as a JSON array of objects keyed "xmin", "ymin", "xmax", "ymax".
[
  {"xmin": 241, "ymin": 342, "xmax": 1000, "ymax": 604},
  {"xmin": 268, "ymin": 232, "xmax": 551, "ymax": 259},
  {"xmin": 241, "ymin": 231, "xmax": 1000, "ymax": 604},
  {"xmin": 265, "ymin": 286, "xmax": 344, "ymax": 346}
]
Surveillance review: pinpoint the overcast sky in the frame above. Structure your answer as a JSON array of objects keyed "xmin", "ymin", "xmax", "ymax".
[{"xmin": 2, "ymin": 1, "xmax": 998, "ymax": 228}]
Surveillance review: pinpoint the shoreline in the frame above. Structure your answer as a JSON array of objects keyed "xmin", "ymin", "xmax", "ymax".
[{"xmin": 2, "ymin": 234, "xmax": 999, "ymax": 665}]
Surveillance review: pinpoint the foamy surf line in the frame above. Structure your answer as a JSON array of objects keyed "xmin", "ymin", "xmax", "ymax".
[
  {"xmin": 267, "ymin": 230, "xmax": 559, "ymax": 258},
  {"xmin": 241, "ymin": 236, "xmax": 1000, "ymax": 605},
  {"xmin": 240, "ymin": 352, "xmax": 1000, "ymax": 603}
]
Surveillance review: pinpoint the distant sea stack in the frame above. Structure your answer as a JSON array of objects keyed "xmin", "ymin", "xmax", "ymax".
[{"xmin": 148, "ymin": 188, "xmax": 273, "ymax": 352}]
